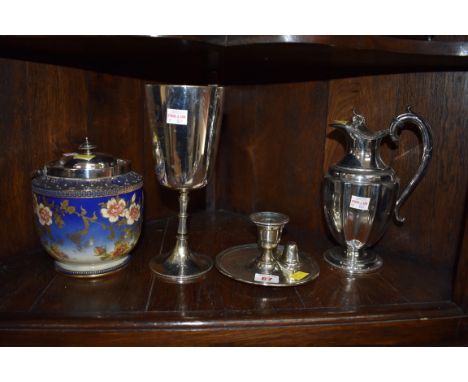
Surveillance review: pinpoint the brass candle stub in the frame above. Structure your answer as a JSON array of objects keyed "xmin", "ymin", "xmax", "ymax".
[{"xmin": 215, "ymin": 212, "xmax": 320, "ymax": 287}]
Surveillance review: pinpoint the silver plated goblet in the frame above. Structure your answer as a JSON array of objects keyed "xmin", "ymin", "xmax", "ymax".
[{"xmin": 145, "ymin": 84, "xmax": 224, "ymax": 283}]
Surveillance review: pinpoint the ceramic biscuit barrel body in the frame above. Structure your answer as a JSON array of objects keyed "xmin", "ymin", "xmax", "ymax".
[{"xmin": 31, "ymin": 139, "xmax": 143, "ymax": 277}]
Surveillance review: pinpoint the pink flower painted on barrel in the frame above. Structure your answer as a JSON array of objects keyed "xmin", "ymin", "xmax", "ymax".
[
  {"xmin": 37, "ymin": 203, "xmax": 53, "ymax": 226},
  {"xmin": 125, "ymin": 204, "xmax": 141, "ymax": 225},
  {"xmin": 125, "ymin": 193, "xmax": 141, "ymax": 225},
  {"xmin": 100, "ymin": 197, "xmax": 126, "ymax": 223}
]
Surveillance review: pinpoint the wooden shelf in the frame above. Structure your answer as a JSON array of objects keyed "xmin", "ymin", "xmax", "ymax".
[
  {"xmin": 0, "ymin": 210, "xmax": 465, "ymax": 345},
  {"xmin": 0, "ymin": 35, "xmax": 467, "ymax": 84},
  {"xmin": 224, "ymin": 35, "xmax": 468, "ymax": 55}
]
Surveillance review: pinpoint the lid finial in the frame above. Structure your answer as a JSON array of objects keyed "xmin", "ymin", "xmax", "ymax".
[{"xmin": 79, "ymin": 137, "xmax": 97, "ymax": 154}]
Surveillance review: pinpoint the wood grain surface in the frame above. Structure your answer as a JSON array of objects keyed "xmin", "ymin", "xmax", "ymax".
[
  {"xmin": 0, "ymin": 58, "xmax": 31, "ymax": 256},
  {"xmin": 0, "ymin": 211, "xmax": 465, "ymax": 345},
  {"xmin": 0, "ymin": 316, "xmax": 463, "ymax": 346},
  {"xmin": 215, "ymin": 82, "xmax": 329, "ymax": 233},
  {"xmin": 454, "ymin": 198, "xmax": 468, "ymax": 310}
]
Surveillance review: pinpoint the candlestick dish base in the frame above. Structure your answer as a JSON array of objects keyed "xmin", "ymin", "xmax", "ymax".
[{"xmin": 216, "ymin": 243, "xmax": 319, "ymax": 287}]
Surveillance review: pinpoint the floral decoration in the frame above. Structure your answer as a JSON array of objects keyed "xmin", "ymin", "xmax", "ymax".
[
  {"xmin": 125, "ymin": 204, "xmax": 141, "ymax": 225},
  {"xmin": 48, "ymin": 244, "xmax": 69, "ymax": 260},
  {"xmin": 94, "ymin": 240, "xmax": 131, "ymax": 261},
  {"xmin": 125, "ymin": 193, "xmax": 141, "ymax": 225},
  {"xmin": 99, "ymin": 193, "xmax": 141, "ymax": 226},
  {"xmin": 33, "ymin": 192, "xmax": 142, "ymax": 261},
  {"xmin": 37, "ymin": 203, "xmax": 53, "ymax": 226},
  {"xmin": 100, "ymin": 197, "xmax": 127, "ymax": 223}
]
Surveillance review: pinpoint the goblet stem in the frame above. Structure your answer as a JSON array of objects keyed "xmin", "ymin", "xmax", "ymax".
[
  {"xmin": 149, "ymin": 187, "xmax": 213, "ymax": 282},
  {"xmin": 166, "ymin": 190, "xmax": 190, "ymax": 265},
  {"xmin": 177, "ymin": 190, "xmax": 188, "ymax": 236}
]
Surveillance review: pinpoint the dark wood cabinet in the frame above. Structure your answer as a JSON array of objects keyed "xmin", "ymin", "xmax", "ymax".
[{"xmin": 0, "ymin": 36, "xmax": 467, "ymax": 345}]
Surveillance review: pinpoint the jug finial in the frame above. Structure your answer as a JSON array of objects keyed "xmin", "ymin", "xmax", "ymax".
[
  {"xmin": 352, "ymin": 109, "xmax": 366, "ymax": 127},
  {"xmin": 331, "ymin": 111, "xmax": 389, "ymax": 141}
]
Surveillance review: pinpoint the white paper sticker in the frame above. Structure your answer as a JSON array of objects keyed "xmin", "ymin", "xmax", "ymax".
[
  {"xmin": 166, "ymin": 108, "xmax": 188, "ymax": 125},
  {"xmin": 349, "ymin": 195, "xmax": 371, "ymax": 210},
  {"xmin": 254, "ymin": 273, "xmax": 279, "ymax": 284}
]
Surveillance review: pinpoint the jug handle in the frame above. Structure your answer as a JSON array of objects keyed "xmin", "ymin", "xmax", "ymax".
[{"xmin": 389, "ymin": 106, "xmax": 433, "ymax": 223}]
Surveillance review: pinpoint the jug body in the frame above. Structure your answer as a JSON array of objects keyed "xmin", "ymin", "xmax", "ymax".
[
  {"xmin": 322, "ymin": 109, "xmax": 432, "ymax": 274},
  {"xmin": 323, "ymin": 166, "xmax": 398, "ymax": 272}
]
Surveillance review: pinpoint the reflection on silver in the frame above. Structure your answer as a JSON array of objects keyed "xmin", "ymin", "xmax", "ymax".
[
  {"xmin": 277, "ymin": 242, "xmax": 302, "ymax": 275},
  {"xmin": 145, "ymin": 84, "xmax": 224, "ymax": 283},
  {"xmin": 43, "ymin": 137, "xmax": 131, "ymax": 179},
  {"xmin": 216, "ymin": 212, "xmax": 320, "ymax": 287},
  {"xmin": 323, "ymin": 108, "xmax": 433, "ymax": 274}
]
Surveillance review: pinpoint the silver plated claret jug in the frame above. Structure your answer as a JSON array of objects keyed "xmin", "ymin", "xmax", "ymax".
[{"xmin": 323, "ymin": 108, "xmax": 433, "ymax": 274}]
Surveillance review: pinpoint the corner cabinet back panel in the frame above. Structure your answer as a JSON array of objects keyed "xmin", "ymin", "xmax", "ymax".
[
  {"xmin": 0, "ymin": 59, "xmax": 89, "ymax": 257},
  {"xmin": 214, "ymin": 82, "xmax": 329, "ymax": 233}
]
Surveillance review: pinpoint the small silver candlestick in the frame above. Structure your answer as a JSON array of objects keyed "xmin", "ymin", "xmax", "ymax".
[
  {"xmin": 251, "ymin": 212, "xmax": 289, "ymax": 273},
  {"xmin": 216, "ymin": 212, "xmax": 320, "ymax": 287}
]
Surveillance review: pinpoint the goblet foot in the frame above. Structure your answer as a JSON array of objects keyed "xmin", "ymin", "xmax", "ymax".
[
  {"xmin": 149, "ymin": 252, "xmax": 213, "ymax": 284},
  {"xmin": 324, "ymin": 246, "xmax": 382, "ymax": 274}
]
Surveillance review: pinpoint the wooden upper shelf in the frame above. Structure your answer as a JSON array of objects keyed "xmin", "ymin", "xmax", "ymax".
[
  {"xmin": 0, "ymin": 35, "xmax": 467, "ymax": 84},
  {"xmin": 213, "ymin": 35, "xmax": 468, "ymax": 56}
]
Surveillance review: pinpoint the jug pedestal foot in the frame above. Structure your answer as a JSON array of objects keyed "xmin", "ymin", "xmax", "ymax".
[{"xmin": 324, "ymin": 247, "xmax": 382, "ymax": 274}]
